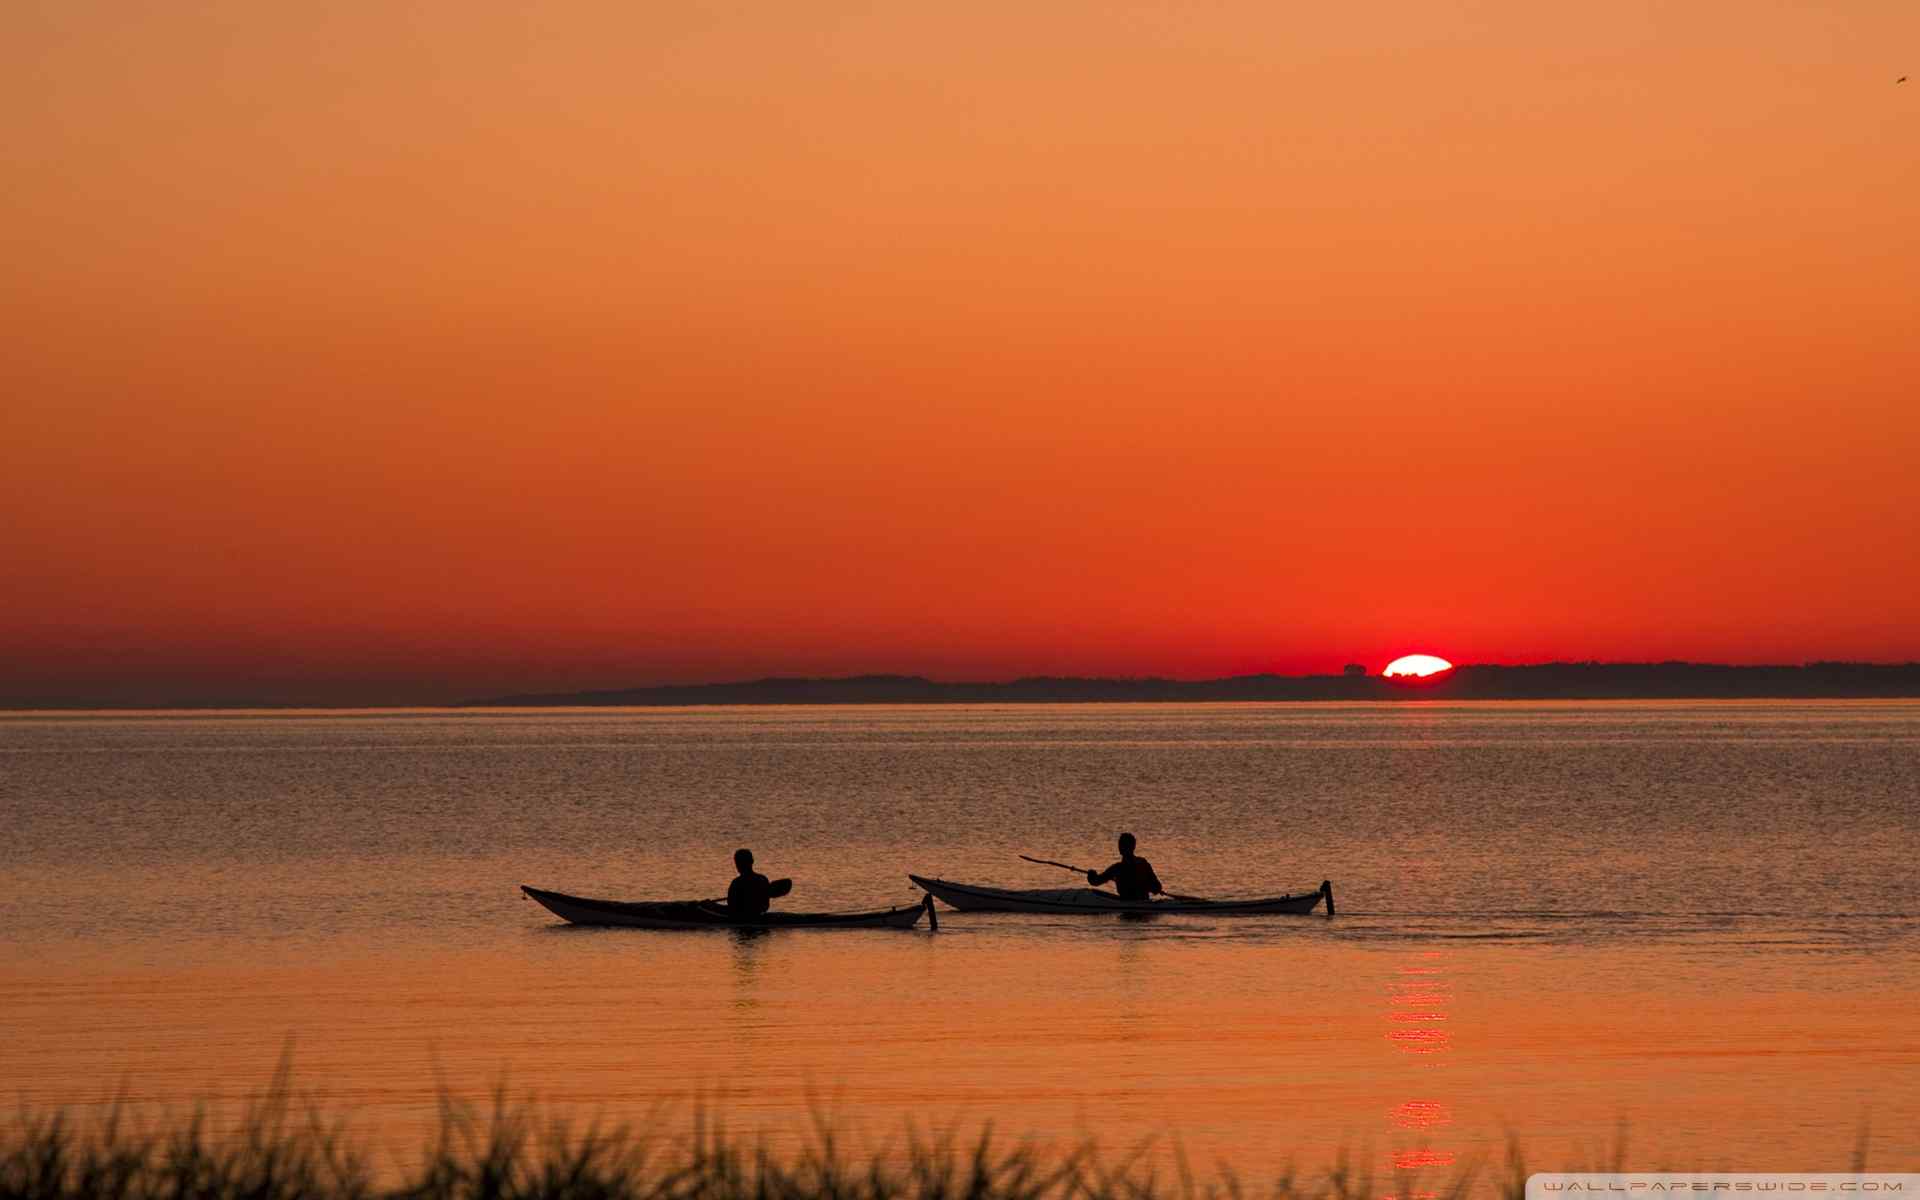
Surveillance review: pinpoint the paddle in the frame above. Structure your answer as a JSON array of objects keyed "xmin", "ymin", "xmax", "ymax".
[
  {"xmin": 1019, "ymin": 854, "xmax": 1087, "ymax": 873},
  {"xmin": 1018, "ymin": 854, "xmax": 1211, "ymax": 903}
]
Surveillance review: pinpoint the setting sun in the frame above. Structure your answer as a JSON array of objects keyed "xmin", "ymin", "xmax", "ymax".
[{"xmin": 1383, "ymin": 654, "xmax": 1454, "ymax": 678}]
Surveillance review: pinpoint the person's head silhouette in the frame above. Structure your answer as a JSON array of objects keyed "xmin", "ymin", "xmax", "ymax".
[
  {"xmin": 1118, "ymin": 832, "xmax": 1137, "ymax": 857},
  {"xmin": 734, "ymin": 848, "xmax": 754, "ymax": 875}
]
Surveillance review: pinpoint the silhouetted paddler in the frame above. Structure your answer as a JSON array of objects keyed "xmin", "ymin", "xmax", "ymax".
[
  {"xmin": 1085, "ymin": 832, "xmax": 1164, "ymax": 901},
  {"xmin": 725, "ymin": 848, "xmax": 792, "ymax": 916}
]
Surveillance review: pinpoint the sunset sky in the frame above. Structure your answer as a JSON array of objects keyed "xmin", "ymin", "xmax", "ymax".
[{"xmin": 5, "ymin": 1, "xmax": 1917, "ymax": 705}]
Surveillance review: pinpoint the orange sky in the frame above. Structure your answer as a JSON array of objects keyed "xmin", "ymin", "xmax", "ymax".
[{"xmin": 4, "ymin": 1, "xmax": 1917, "ymax": 704}]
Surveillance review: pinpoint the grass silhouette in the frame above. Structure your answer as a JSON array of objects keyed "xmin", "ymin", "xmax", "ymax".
[
  {"xmin": 10, "ymin": 1068, "xmax": 1881, "ymax": 1200},
  {"xmin": 0, "ymin": 1088, "xmax": 1501, "ymax": 1200}
]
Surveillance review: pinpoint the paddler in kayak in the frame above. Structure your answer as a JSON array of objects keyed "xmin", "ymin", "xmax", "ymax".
[
  {"xmin": 1085, "ymin": 833, "xmax": 1164, "ymax": 901},
  {"xmin": 726, "ymin": 848, "xmax": 793, "ymax": 916}
]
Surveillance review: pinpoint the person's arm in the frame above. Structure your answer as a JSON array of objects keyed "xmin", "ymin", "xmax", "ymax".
[
  {"xmin": 1086, "ymin": 863, "xmax": 1115, "ymax": 886},
  {"xmin": 1144, "ymin": 862, "xmax": 1164, "ymax": 895}
]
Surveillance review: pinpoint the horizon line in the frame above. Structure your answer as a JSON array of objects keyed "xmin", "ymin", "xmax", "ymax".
[{"xmin": 7, "ymin": 659, "xmax": 1920, "ymax": 713}]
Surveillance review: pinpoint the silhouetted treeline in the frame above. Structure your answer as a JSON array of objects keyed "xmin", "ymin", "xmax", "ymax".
[{"xmin": 472, "ymin": 662, "xmax": 1920, "ymax": 706}]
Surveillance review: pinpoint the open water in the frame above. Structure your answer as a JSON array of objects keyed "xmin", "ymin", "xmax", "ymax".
[{"xmin": 3, "ymin": 702, "xmax": 1917, "ymax": 1178}]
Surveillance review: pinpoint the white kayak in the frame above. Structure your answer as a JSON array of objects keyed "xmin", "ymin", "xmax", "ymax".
[{"xmin": 908, "ymin": 875, "xmax": 1333, "ymax": 916}]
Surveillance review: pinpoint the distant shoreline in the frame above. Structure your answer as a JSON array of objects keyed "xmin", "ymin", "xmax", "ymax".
[
  {"xmin": 469, "ymin": 662, "xmax": 1920, "ymax": 708},
  {"xmin": 7, "ymin": 663, "xmax": 1918, "ymax": 712}
]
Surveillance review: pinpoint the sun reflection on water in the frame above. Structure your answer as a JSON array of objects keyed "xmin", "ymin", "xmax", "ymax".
[{"xmin": 1384, "ymin": 951, "xmax": 1456, "ymax": 1198}]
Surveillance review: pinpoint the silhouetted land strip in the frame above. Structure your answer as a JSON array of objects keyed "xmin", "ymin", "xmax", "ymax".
[{"xmin": 473, "ymin": 662, "xmax": 1920, "ymax": 707}]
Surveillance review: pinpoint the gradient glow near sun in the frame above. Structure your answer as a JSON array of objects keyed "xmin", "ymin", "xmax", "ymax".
[{"xmin": 1383, "ymin": 654, "xmax": 1454, "ymax": 678}]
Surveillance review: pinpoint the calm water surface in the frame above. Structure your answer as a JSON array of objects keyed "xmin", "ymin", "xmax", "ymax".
[{"xmin": 3, "ymin": 702, "xmax": 1917, "ymax": 1177}]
